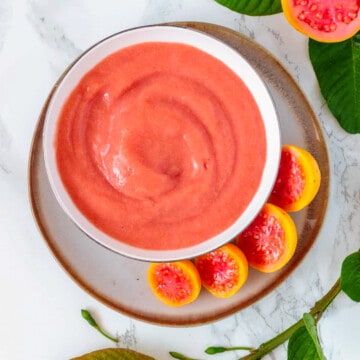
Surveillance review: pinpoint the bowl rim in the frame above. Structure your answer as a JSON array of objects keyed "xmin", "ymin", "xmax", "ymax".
[{"xmin": 43, "ymin": 24, "xmax": 281, "ymax": 262}]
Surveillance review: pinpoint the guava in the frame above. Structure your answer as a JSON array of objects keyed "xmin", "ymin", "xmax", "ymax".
[
  {"xmin": 281, "ymin": 0, "xmax": 360, "ymax": 42},
  {"xmin": 268, "ymin": 144, "xmax": 321, "ymax": 212},
  {"xmin": 236, "ymin": 203, "xmax": 298, "ymax": 273},
  {"xmin": 147, "ymin": 260, "xmax": 201, "ymax": 306},
  {"xmin": 195, "ymin": 243, "xmax": 248, "ymax": 298}
]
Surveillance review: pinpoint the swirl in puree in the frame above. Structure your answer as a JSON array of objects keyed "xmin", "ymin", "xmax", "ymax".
[{"xmin": 55, "ymin": 42, "xmax": 266, "ymax": 250}]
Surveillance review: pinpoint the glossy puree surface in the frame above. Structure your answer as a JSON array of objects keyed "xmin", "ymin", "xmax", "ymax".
[{"xmin": 54, "ymin": 42, "xmax": 266, "ymax": 250}]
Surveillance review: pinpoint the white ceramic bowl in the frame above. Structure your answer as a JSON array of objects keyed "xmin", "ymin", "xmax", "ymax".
[{"xmin": 43, "ymin": 25, "xmax": 281, "ymax": 262}]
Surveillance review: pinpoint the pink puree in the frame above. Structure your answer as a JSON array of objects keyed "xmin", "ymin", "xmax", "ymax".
[{"xmin": 55, "ymin": 42, "xmax": 266, "ymax": 250}]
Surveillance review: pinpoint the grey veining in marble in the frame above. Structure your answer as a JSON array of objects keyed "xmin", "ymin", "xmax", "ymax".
[
  {"xmin": 27, "ymin": 1, "xmax": 81, "ymax": 76},
  {"xmin": 0, "ymin": 0, "xmax": 11, "ymax": 52},
  {"xmin": 0, "ymin": 115, "xmax": 12, "ymax": 175}
]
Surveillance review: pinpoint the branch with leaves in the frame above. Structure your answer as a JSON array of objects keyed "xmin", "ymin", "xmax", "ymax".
[
  {"xmin": 169, "ymin": 250, "xmax": 360, "ymax": 360},
  {"xmin": 74, "ymin": 251, "xmax": 359, "ymax": 360}
]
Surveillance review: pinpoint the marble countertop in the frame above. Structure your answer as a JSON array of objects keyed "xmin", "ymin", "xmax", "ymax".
[{"xmin": 1, "ymin": 1, "xmax": 359, "ymax": 359}]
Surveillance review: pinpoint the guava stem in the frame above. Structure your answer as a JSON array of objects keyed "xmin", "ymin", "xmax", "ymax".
[{"xmin": 237, "ymin": 278, "xmax": 341, "ymax": 360}]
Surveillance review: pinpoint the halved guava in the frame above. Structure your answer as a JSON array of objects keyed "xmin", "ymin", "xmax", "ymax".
[
  {"xmin": 281, "ymin": 0, "xmax": 360, "ymax": 42},
  {"xmin": 268, "ymin": 144, "xmax": 321, "ymax": 212},
  {"xmin": 195, "ymin": 243, "xmax": 248, "ymax": 298},
  {"xmin": 147, "ymin": 260, "xmax": 201, "ymax": 306},
  {"xmin": 236, "ymin": 203, "xmax": 298, "ymax": 273}
]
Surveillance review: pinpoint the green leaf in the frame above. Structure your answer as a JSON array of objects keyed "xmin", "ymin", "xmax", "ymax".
[
  {"xmin": 70, "ymin": 348, "xmax": 155, "ymax": 360},
  {"xmin": 302, "ymin": 314, "xmax": 326, "ymax": 360},
  {"xmin": 214, "ymin": 0, "xmax": 282, "ymax": 16},
  {"xmin": 205, "ymin": 347, "xmax": 227, "ymax": 354},
  {"xmin": 341, "ymin": 250, "xmax": 360, "ymax": 302},
  {"xmin": 309, "ymin": 31, "xmax": 360, "ymax": 134},
  {"xmin": 205, "ymin": 345, "xmax": 254, "ymax": 354},
  {"xmin": 288, "ymin": 318, "xmax": 325, "ymax": 360},
  {"xmin": 169, "ymin": 351, "xmax": 201, "ymax": 360},
  {"xmin": 81, "ymin": 309, "xmax": 97, "ymax": 327}
]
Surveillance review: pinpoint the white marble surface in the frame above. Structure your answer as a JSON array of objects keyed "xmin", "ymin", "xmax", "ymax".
[{"xmin": 0, "ymin": 1, "xmax": 359, "ymax": 359}]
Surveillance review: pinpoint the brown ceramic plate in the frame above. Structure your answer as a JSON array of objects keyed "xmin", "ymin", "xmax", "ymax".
[{"xmin": 28, "ymin": 22, "xmax": 329, "ymax": 326}]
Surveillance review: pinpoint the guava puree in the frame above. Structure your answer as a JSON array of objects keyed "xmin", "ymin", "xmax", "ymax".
[{"xmin": 55, "ymin": 42, "xmax": 266, "ymax": 250}]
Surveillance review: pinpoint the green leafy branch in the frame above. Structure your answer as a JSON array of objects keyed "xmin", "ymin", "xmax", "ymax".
[
  {"xmin": 75, "ymin": 251, "xmax": 360, "ymax": 360},
  {"xmin": 170, "ymin": 250, "xmax": 360, "ymax": 360},
  {"xmin": 214, "ymin": 0, "xmax": 360, "ymax": 134}
]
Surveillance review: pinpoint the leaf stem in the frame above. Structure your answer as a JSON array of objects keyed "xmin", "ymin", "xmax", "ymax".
[
  {"xmin": 237, "ymin": 278, "xmax": 341, "ymax": 360},
  {"xmin": 81, "ymin": 309, "xmax": 118, "ymax": 343},
  {"xmin": 169, "ymin": 279, "xmax": 341, "ymax": 360}
]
